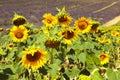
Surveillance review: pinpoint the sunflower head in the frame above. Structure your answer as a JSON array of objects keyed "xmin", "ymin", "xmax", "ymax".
[
  {"xmin": 44, "ymin": 38, "xmax": 60, "ymax": 48},
  {"xmin": 8, "ymin": 43, "xmax": 14, "ymax": 50},
  {"xmin": 21, "ymin": 47, "xmax": 47, "ymax": 71},
  {"xmin": 10, "ymin": 25, "xmax": 29, "ymax": 42},
  {"xmin": 12, "ymin": 13, "xmax": 26, "ymax": 26},
  {"xmin": 56, "ymin": 7, "xmax": 72, "ymax": 26},
  {"xmin": 58, "ymin": 28, "xmax": 78, "ymax": 44},
  {"xmin": 106, "ymin": 39, "xmax": 111, "ymax": 45},
  {"xmin": 74, "ymin": 17, "xmax": 92, "ymax": 34},
  {"xmin": 99, "ymin": 53, "xmax": 109, "ymax": 65},
  {"xmin": 42, "ymin": 13, "xmax": 57, "ymax": 29},
  {"xmin": 90, "ymin": 21, "xmax": 100, "ymax": 33},
  {"xmin": 111, "ymin": 30, "xmax": 119, "ymax": 36},
  {"xmin": 0, "ymin": 28, "xmax": 3, "ymax": 32}
]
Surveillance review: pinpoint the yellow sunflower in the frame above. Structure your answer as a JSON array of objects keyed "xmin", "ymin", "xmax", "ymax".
[
  {"xmin": 90, "ymin": 21, "xmax": 100, "ymax": 33},
  {"xmin": 105, "ymin": 39, "xmax": 111, "ymax": 45},
  {"xmin": 42, "ymin": 13, "xmax": 57, "ymax": 29},
  {"xmin": 97, "ymin": 37, "xmax": 106, "ymax": 43},
  {"xmin": 56, "ymin": 7, "xmax": 72, "ymax": 27},
  {"xmin": 111, "ymin": 30, "xmax": 119, "ymax": 36},
  {"xmin": 12, "ymin": 13, "xmax": 27, "ymax": 26},
  {"xmin": 8, "ymin": 43, "xmax": 14, "ymax": 50},
  {"xmin": 21, "ymin": 47, "xmax": 47, "ymax": 71},
  {"xmin": 10, "ymin": 25, "xmax": 29, "ymax": 42},
  {"xmin": 58, "ymin": 28, "xmax": 78, "ymax": 44},
  {"xmin": 0, "ymin": 28, "xmax": 3, "ymax": 32},
  {"xmin": 99, "ymin": 53, "xmax": 109, "ymax": 65},
  {"xmin": 57, "ymin": 15, "xmax": 72, "ymax": 26},
  {"xmin": 74, "ymin": 17, "xmax": 92, "ymax": 34}
]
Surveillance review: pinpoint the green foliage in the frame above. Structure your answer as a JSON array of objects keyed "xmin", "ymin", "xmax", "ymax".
[{"xmin": 0, "ymin": 7, "xmax": 120, "ymax": 80}]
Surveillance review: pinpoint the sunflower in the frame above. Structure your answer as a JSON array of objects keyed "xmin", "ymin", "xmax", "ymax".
[
  {"xmin": 99, "ymin": 53, "xmax": 109, "ymax": 65},
  {"xmin": 8, "ymin": 43, "xmax": 14, "ymax": 50},
  {"xmin": 58, "ymin": 28, "xmax": 78, "ymax": 44},
  {"xmin": 0, "ymin": 28, "xmax": 3, "ymax": 32},
  {"xmin": 10, "ymin": 25, "xmax": 29, "ymax": 42},
  {"xmin": 74, "ymin": 17, "xmax": 92, "ymax": 34},
  {"xmin": 56, "ymin": 7, "xmax": 72, "ymax": 27},
  {"xmin": 97, "ymin": 37, "xmax": 106, "ymax": 43},
  {"xmin": 105, "ymin": 39, "xmax": 111, "ymax": 45},
  {"xmin": 90, "ymin": 21, "xmax": 100, "ymax": 33},
  {"xmin": 21, "ymin": 47, "xmax": 47, "ymax": 70},
  {"xmin": 57, "ymin": 15, "xmax": 72, "ymax": 26},
  {"xmin": 42, "ymin": 13, "xmax": 57, "ymax": 29},
  {"xmin": 12, "ymin": 13, "xmax": 26, "ymax": 26},
  {"xmin": 111, "ymin": 30, "xmax": 119, "ymax": 36},
  {"xmin": 45, "ymin": 38, "xmax": 60, "ymax": 48}
]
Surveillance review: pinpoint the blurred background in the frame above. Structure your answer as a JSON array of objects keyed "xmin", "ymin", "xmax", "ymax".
[{"xmin": 0, "ymin": 0, "xmax": 120, "ymax": 28}]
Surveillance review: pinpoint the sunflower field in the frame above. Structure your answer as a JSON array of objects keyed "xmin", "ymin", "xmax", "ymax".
[{"xmin": 0, "ymin": 7, "xmax": 120, "ymax": 80}]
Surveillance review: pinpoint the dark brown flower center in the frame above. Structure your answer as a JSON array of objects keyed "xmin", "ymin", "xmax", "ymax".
[
  {"xmin": 91, "ymin": 24, "xmax": 99, "ymax": 31},
  {"xmin": 47, "ymin": 19, "xmax": 52, "ymax": 24},
  {"xmin": 100, "ymin": 55, "xmax": 106, "ymax": 60},
  {"xmin": 45, "ymin": 40, "xmax": 60, "ymax": 48},
  {"xmin": 13, "ymin": 18, "xmax": 26, "ymax": 26},
  {"xmin": 9, "ymin": 44, "xmax": 13, "ymax": 48},
  {"xmin": 62, "ymin": 31, "xmax": 74, "ymax": 39},
  {"xmin": 15, "ymin": 32, "xmax": 24, "ymax": 39},
  {"xmin": 26, "ymin": 51, "xmax": 41, "ymax": 62},
  {"xmin": 78, "ymin": 21, "xmax": 88, "ymax": 30},
  {"xmin": 58, "ymin": 16, "xmax": 67, "ymax": 22}
]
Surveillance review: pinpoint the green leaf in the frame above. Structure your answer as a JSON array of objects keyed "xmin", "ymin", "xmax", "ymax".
[
  {"xmin": 106, "ymin": 68, "xmax": 120, "ymax": 80},
  {"xmin": 77, "ymin": 53, "xmax": 86, "ymax": 63},
  {"xmin": 65, "ymin": 67, "xmax": 80, "ymax": 79},
  {"xmin": 91, "ymin": 70, "xmax": 104, "ymax": 80}
]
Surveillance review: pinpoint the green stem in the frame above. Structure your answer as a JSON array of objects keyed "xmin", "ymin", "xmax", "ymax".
[{"xmin": 50, "ymin": 48, "xmax": 54, "ymax": 64}]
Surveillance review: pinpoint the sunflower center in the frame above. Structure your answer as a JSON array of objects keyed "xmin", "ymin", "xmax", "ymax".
[
  {"xmin": 91, "ymin": 24, "xmax": 99, "ymax": 31},
  {"xmin": 62, "ymin": 31, "xmax": 74, "ymax": 39},
  {"xmin": 15, "ymin": 32, "xmax": 24, "ymax": 39},
  {"xmin": 47, "ymin": 19, "xmax": 52, "ymax": 24},
  {"xmin": 100, "ymin": 55, "xmax": 106, "ymax": 60},
  {"xmin": 78, "ymin": 21, "xmax": 88, "ymax": 30},
  {"xmin": 26, "ymin": 51, "xmax": 41, "ymax": 62},
  {"xmin": 9, "ymin": 44, "xmax": 13, "ymax": 48},
  {"xmin": 13, "ymin": 18, "xmax": 26, "ymax": 26},
  {"xmin": 58, "ymin": 16, "xmax": 67, "ymax": 22}
]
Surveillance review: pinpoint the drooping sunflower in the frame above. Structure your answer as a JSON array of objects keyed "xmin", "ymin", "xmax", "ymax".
[
  {"xmin": 42, "ymin": 13, "xmax": 57, "ymax": 29},
  {"xmin": 56, "ymin": 7, "xmax": 72, "ymax": 27},
  {"xmin": 99, "ymin": 53, "xmax": 109, "ymax": 65},
  {"xmin": 12, "ymin": 13, "xmax": 26, "ymax": 26},
  {"xmin": 21, "ymin": 47, "xmax": 47, "ymax": 70},
  {"xmin": 58, "ymin": 28, "xmax": 78, "ymax": 44},
  {"xmin": 90, "ymin": 21, "xmax": 100, "ymax": 33},
  {"xmin": 45, "ymin": 38, "xmax": 60, "ymax": 48},
  {"xmin": 10, "ymin": 25, "xmax": 29, "ymax": 42},
  {"xmin": 74, "ymin": 17, "xmax": 92, "ymax": 34}
]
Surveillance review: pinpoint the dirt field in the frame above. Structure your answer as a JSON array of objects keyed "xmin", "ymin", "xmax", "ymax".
[{"xmin": 0, "ymin": 0, "xmax": 120, "ymax": 28}]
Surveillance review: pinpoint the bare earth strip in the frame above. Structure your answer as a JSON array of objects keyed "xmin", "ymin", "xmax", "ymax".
[{"xmin": 103, "ymin": 15, "xmax": 120, "ymax": 26}]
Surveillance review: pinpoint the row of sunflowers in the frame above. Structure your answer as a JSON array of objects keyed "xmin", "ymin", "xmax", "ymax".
[{"xmin": 0, "ymin": 7, "xmax": 120, "ymax": 80}]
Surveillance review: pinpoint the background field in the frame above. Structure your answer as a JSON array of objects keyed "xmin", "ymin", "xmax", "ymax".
[{"xmin": 0, "ymin": 0, "xmax": 120, "ymax": 28}]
